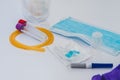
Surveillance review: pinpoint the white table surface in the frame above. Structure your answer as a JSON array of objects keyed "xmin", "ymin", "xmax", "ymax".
[{"xmin": 0, "ymin": 0, "xmax": 120, "ymax": 80}]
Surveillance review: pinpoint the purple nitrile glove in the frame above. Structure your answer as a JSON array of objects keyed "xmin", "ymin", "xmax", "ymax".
[
  {"xmin": 92, "ymin": 64, "xmax": 120, "ymax": 80},
  {"xmin": 102, "ymin": 64, "xmax": 120, "ymax": 80},
  {"xmin": 92, "ymin": 74, "xmax": 102, "ymax": 80}
]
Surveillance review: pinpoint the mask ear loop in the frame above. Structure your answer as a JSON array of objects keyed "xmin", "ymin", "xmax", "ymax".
[{"xmin": 9, "ymin": 27, "xmax": 54, "ymax": 52}]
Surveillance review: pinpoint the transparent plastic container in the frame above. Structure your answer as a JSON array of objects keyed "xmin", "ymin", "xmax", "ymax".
[{"xmin": 22, "ymin": 0, "xmax": 50, "ymax": 24}]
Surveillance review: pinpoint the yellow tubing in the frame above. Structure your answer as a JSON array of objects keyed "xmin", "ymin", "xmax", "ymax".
[{"xmin": 9, "ymin": 27, "xmax": 54, "ymax": 52}]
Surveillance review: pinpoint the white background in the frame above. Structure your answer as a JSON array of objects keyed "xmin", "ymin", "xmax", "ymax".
[{"xmin": 0, "ymin": 0, "xmax": 120, "ymax": 80}]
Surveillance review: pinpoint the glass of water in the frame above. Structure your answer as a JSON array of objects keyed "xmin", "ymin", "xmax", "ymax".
[{"xmin": 22, "ymin": 0, "xmax": 50, "ymax": 24}]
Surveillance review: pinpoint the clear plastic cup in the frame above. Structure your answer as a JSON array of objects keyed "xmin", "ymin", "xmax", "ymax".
[{"xmin": 22, "ymin": 0, "xmax": 50, "ymax": 24}]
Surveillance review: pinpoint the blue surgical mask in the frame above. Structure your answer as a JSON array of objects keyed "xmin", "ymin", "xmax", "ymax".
[{"xmin": 50, "ymin": 17, "xmax": 120, "ymax": 56}]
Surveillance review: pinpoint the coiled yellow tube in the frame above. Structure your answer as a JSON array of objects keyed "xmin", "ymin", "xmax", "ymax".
[{"xmin": 9, "ymin": 27, "xmax": 54, "ymax": 52}]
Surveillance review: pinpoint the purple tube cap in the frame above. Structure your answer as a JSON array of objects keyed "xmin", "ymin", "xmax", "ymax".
[{"xmin": 16, "ymin": 23, "xmax": 25, "ymax": 31}]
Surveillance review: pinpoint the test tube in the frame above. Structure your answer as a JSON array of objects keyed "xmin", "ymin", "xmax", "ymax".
[{"xmin": 16, "ymin": 19, "xmax": 47, "ymax": 42}]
